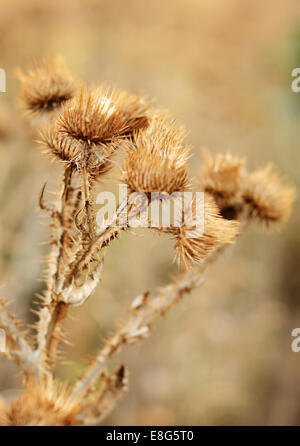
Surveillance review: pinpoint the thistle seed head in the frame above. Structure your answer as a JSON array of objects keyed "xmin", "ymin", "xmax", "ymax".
[
  {"xmin": 0, "ymin": 379, "xmax": 80, "ymax": 426},
  {"xmin": 200, "ymin": 151, "xmax": 296, "ymax": 226},
  {"xmin": 173, "ymin": 195, "xmax": 239, "ymax": 268},
  {"xmin": 200, "ymin": 150, "xmax": 246, "ymax": 199},
  {"xmin": 18, "ymin": 56, "xmax": 77, "ymax": 114},
  {"xmin": 243, "ymin": 164, "xmax": 296, "ymax": 225},
  {"xmin": 122, "ymin": 114, "xmax": 190, "ymax": 194},
  {"xmin": 39, "ymin": 123, "xmax": 83, "ymax": 162},
  {"xmin": 40, "ymin": 85, "xmax": 149, "ymax": 182},
  {"xmin": 200, "ymin": 150, "xmax": 246, "ymax": 220},
  {"xmin": 55, "ymin": 85, "xmax": 149, "ymax": 149}
]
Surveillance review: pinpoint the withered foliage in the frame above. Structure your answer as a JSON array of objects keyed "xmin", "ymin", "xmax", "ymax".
[{"xmin": 0, "ymin": 56, "xmax": 295, "ymax": 425}]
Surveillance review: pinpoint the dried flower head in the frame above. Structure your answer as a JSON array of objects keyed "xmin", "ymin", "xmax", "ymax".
[
  {"xmin": 199, "ymin": 151, "xmax": 296, "ymax": 227},
  {"xmin": 40, "ymin": 124, "xmax": 82, "ymax": 162},
  {"xmin": 40, "ymin": 86, "xmax": 150, "ymax": 181},
  {"xmin": 200, "ymin": 150, "xmax": 246, "ymax": 220},
  {"xmin": 56, "ymin": 86, "xmax": 149, "ymax": 152},
  {"xmin": 122, "ymin": 115, "xmax": 190, "ymax": 194},
  {"xmin": 0, "ymin": 379, "xmax": 80, "ymax": 426},
  {"xmin": 173, "ymin": 195, "xmax": 239, "ymax": 267},
  {"xmin": 243, "ymin": 164, "xmax": 296, "ymax": 225},
  {"xmin": 18, "ymin": 56, "xmax": 76, "ymax": 114}
]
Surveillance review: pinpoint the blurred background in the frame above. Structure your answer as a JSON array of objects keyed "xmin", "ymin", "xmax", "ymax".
[{"xmin": 1, "ymin": 0, "xmax": 300, "ymax": 425}]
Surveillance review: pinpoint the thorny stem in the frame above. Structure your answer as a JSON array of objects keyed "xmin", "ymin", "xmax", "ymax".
[
  {"xmin": 63, "ymin": 198, "xmax": 146, "ymax": 289},
  {"xmin": 36, "ymin": 165, "xmax": 77, "ymax": 373},
  {"xmin": 36, "ymin": 164, "xmax": 134, "ymax": 376},
  {"xmin": 69, "ymin": 265, "xmax": 207, "ymax": 403},
  {"xmin": 44, "ymin": 302, "xmax": 68, "ymax": 363},
  {"xmin": 36, "ymin": 183, "xmax": 137, "ymax": 375},
  {"xmin": 80, "ymin": 143, "xmax": 95, "ymax": 237},
  {"xmin": 0, "ymin": 301, "xmax": 37, "ymax": 375},
  {"xmin": 78, "ymin": 365, "xmax": 128, "ymax": 425}
]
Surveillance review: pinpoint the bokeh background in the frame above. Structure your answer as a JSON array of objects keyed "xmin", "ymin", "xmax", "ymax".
[{"xmin": 1, "ymin": 0, "xmax": 300, "ymax": 425}]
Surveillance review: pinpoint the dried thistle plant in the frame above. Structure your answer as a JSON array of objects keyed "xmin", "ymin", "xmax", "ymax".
[
  {"xmin": 18, "ymin": 56, "xmax": 77, "ymax": 115},
  {"xmin": 200, "ymin": 150, "xmax": 296, "ymax": 225},
  {"xmin": 122, "ymin": 114, "xmax": 190, "ymax": 194},
  {"xmin": 0, "ymin": 56, "xmax": 296, "ymax": 426}
]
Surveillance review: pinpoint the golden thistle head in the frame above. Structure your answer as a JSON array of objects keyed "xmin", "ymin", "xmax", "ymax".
[
  {"xmin": 173, "ymin": 195, "xmax": 239, "ymax": 268},
  {"xmin": 0, "ymin": 379, "xmax": 81, "ymax": 426},
  {"xmin": 40, "ymin": 86, "xmax": 150, "ymax": 180},
  {"xmin": 243, "ymin": 164, "xmax": 296, "ymax": 226},
  {"xmin": 55, "ymin": 86, "xmax": 149, "ymax": 150},
  {"xmin": 122, "ymin": 114, "xmax": 191, "ymax": 194},
  {"xmin": 200, "ymin": 150, "xmax": 246, "ymax": 220},
  {"xmin": 18, "ymin": 56, "xmax": 77, "ymax": 114},
  {"xmin": 200, "ymin": 151, "xmax": 296, "ymax": 226}
]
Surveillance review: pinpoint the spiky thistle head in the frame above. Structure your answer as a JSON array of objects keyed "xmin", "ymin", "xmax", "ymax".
[
  {"xmin": 40, "ymin": 86, "xmax": 150, "ymax": 180},
  {"xmin": 243, "ymin": 164, "xmax": 296, "ymax": 226},
  {"xmin": 173, "ymin": 195, "xmax": 239, "ymax": 268},
  {"xmin": 39, "ymin": 124, "xmax": 83, "ymax": 162},
  {"xmin": 18, "ymin": 56, "xmax": 77, "ymax": 114},
  {"xmin": 200, "ymin": 151, "xmax": 296, "ymax": 226},
  {"xmin": 200, "ymin": 150, "xmax": 246, "ymax": 220},
  {"xmin": 55, "ymin": 85, "xmax": 149, "ymax": 151},
  {"xmin": 122, "ymin": 114, "xmax": 191, "ymax": 194},
  {"xmin": 0, "ymin": 378, "xmax": 81, "ymax": 426}
]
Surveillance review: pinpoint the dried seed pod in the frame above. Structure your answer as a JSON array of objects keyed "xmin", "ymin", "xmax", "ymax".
[
  {"xmin": 123, "ymin": 146, "xmax": 190, "ymax": 194},
  {"xmin": 18, "ymin": 56, "xmax": 77, "ymax": 114},
  {"xmin": 243, "ymin": 164, "xmax": 296, "ymax": 225},
  {"xmin": 199, "ymin": 151, "xmax": 296, "ymax": 226},
  {"xmin": 39, "ymin": 123, "xmax": 83, "ymax": 162},
  {"xmin": 173, "ymin": 195, "xmax": 239, "ymax": 268},
  {"xmin": 200, "ymin": 150, "xmax": 246, "ymax": 220},
  {"xmin": 139, "ymin": 112, "xmax": 187, "ymax": 156},
  {"xmin": 122, "ymin": 114, "xmax": 190, "ymax": 194},
  {"xmin": 56, "ymin": 85, "xmax": 149, "ymax": 151},
  {"xmin": 0, "ymin": 379, "xmax": 80, "ymax": 426},
  {"xmin": 40, "ymin": 86, "xmax": 150, "ymax": 181}
]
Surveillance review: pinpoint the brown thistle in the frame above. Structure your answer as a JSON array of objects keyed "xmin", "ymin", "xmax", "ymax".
[
  {"xmin": 122, "ymin": 115, "xmax": 190, "ymax": 194},
  {"xmin": 200, "ymin": 150, "xmax": 296, "ymax": 226},
  {"xmin": 39, "ymin": 126, "xmax": 83, "ymax": 162},
  {"xmin": 54, "ymin": 85, "xmax": 149, "ymax": 157},
  {"xmin": 172, "ymin": 195, "xmax": 239, "ymax": 268},
  {"xmin": 18, "ymin": 56, "xmax": 77, "ymax": 114},
  {"xmin": 61, "ymin": 115, "xmax": 190, "ymax": 295},
  {"xmin": 0, "ymin": 378, "xmax": 81, "ymax": 426},
  {"xmin": 200, "ymin": 150, "xmax": 246, "ymax": 220},
  {"xmin": 242, "ymin": 164, "xmax": 296, "ymax": 226},
  {"xmin": 40, "ymin": 86, "xmax": 150, "ymax": 236},
  {"xmin": 0, "ymin": 56, "xmax": 295, "ymax": 426},
  {"xmin": 40, "ymin": 86, "xmax": 149, "ymax": 165}
]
